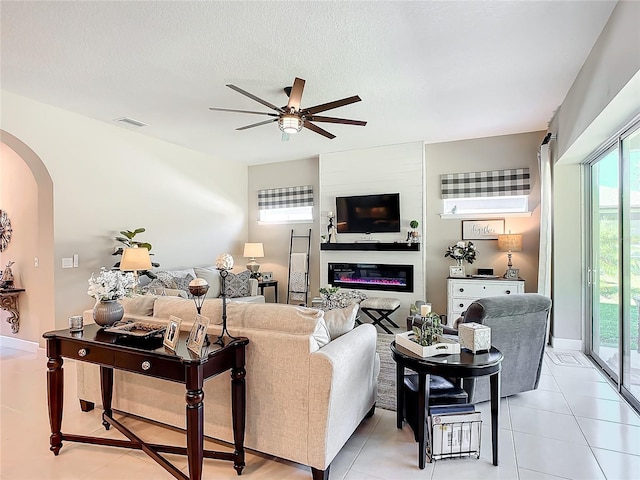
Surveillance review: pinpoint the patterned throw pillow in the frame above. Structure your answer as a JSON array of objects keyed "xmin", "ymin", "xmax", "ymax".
[
  {"xmin": 224, "ymin": 270, "xmax": 251, "ymax": 298},
  {"xmin": 154, "ymin": 271, "xmax": 177, "ymax": 289},
  {"xmin": 172, "ymin": 273, "xmax": 194, "ymax": 292}
]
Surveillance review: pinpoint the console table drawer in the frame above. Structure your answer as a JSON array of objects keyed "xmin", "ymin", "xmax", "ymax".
[
  {"xmin": 59, "ymin": 342, "xmax": 114, "ymax": 365},
  {"xmin": 114, "ymin": 351, "xmax": 184, "ymax": 382},
  {"xmin": 449, "ymin": 281, "xmax": 518, "ymax": 298}
]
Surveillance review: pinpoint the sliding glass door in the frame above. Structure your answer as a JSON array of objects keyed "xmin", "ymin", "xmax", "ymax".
[{"xmin": 587, "ymin": 122, "xmax": 640, "ymax": 410}]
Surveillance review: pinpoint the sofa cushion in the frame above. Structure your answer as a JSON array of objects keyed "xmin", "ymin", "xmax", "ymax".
[
  {"xmin": 322, "ymin": 303, "xmax": 359, "ymax": 340},
  {"xmin": 224, "ymin": 270, "xmax": 251, "ymax": 298},
  {"xmin": 226, "ymin": 303, "xmax": 330, "ymax": 349},
  {"xmin": 193, "ymin": 266, "xmax": 222, "ymax": 298},
  {"xmin": 152, "ymin": 296, "xmax": 223, "ymax": 326},
  {"xmin": 120, "ymin": 295, "xmax": 156, "ymax": 316}
]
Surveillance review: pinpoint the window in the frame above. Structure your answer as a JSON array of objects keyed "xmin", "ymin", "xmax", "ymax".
[
  {"xmin": 258, "ymin": 185, "xmax": 314, "ymax": 224},
  {"xmin": 443, "ymin": 196, "xmax": 529, "ymax": 215},
  {"xmin": 441, "ymin": 168, "xmax": 530, "ymax": 216}
]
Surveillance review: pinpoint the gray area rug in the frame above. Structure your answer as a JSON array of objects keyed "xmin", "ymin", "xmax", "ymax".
[{"xmin": 376, "ymin": 333, "xmax": 397, "ymax": 411}]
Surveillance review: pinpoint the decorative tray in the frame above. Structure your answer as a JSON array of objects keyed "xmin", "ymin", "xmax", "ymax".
[
  {"xmin": 395, "ymin": 331, "xmax": 461, "ymax": 357},
  {"xmin": 104, "ymin": 321, "xmax": 166, "ymax": 338}
]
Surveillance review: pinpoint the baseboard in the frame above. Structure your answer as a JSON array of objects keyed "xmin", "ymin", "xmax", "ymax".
[
  {"xmin": 0, "ymin": 335, "xmax": 39, "ymax": 352},
  {"xmin": 549, "ymin": 336, "xmax": 583, "ymax": 351}
]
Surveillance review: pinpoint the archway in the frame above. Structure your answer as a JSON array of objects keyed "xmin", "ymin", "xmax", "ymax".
[{"xmin": 1, "ymin": 130, "xmax": 54, "ymax": 347}]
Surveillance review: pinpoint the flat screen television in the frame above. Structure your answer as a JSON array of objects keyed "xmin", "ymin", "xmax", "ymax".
[{"xmin": 335, "ymin": 193, "xmax": 401, "ymax": 233}]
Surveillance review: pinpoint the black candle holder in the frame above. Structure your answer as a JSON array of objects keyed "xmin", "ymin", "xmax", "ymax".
[{"xmin": 215, "ymin": 269, "xmax": 238, "ymax": 345}]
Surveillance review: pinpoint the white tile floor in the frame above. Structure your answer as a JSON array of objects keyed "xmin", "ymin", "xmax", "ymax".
[{"xmin": 1, "ymin": 345, "xmax": 639, "ymax": 480}]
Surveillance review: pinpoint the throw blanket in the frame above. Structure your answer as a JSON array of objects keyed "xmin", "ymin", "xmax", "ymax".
[{"xmin": 289, "ymin": 253, "xmax": 308, "ymax": 301}]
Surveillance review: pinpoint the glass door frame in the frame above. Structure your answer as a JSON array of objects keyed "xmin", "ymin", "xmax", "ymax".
[{"xmin": 584, "ymin": 118, "xmax": 640, "ymax": 413}]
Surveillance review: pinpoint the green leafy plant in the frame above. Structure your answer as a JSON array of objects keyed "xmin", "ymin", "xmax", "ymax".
[
  {"xmin": 319, "ymin": 285, "xmax": 339, "ymax": 296},
  {"xmin": 411, "ymin": 313, "xmax": 444, "ymax": 346},
  {"xmin": 112, "ymin": 228, "xmax": 159, "ymax": 275},
  {"xmin": 410, "ymin": 220, "xmax": 419, "ymax": 229}
]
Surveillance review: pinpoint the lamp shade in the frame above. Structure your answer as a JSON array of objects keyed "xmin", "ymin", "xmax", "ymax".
[
  {"xmin": 119, "ymin": 247, "xmax": 152, "ymax": 271},
  {"xmin": 243, "ymin": 243, "xmax": 264, "ymax": 258},
  {"xmin": 497, "ymin": 234, "xmax": 523, "ymax": 252}
]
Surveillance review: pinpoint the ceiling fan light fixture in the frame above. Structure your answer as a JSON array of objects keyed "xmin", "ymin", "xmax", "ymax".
[{"xmin": 278, "ymin": 114, "xmax": 303, "ymax": 134}]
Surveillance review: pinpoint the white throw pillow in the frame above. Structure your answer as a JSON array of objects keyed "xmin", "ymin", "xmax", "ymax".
[
  {"xmin": 193, "ymin": 266, "xmax": 222, "ymax": 298},
  {"xmin": 322, "ymin": 303, "xmax": 359, "ymax": 340}
]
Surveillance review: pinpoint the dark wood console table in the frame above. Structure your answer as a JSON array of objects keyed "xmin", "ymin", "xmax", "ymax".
[
  {"xmin": 44, "ymin": 324, "xmax": 249, "ymax": 480},
  {"xmin": 0, "ymin": 288, "xmax": 25, "ymax": 333}
]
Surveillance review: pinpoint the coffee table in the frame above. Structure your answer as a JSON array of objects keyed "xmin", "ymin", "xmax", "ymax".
[
  {"xmin": 44, "ymin": 323, "xmax": 248, "ymax": 480},
  {"xmin": 391, "ymin": 341, "xmax": 503, "ymax": 468}
]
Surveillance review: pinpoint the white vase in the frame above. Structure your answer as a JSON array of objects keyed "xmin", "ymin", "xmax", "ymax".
[{"xmin": 93, "ymin": 300, "xmax": 124, "ymax": 327}]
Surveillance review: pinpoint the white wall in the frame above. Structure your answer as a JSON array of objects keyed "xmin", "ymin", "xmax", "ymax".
[
  {"xmin": 248, "ymin": 157, "xmax": 319, "ymax": 303},
  {"xmin": 425, "ymin": 132, "xmax": 545, "ymax": 317},
  {"xmin": 1, "ymin": 91, "xmax": 248, "ymax": 335},
  {"xmin": 319, "ymin": 142, "xmax": 425, "ymax": 322},
  {"xmin": 549, "ymin": 0, "xmax": 640, "ymax": 349}
]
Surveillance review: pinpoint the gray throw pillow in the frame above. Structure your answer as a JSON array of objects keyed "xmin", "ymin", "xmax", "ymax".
[{"xmin": 224, "ymin": 270, "xmax": 251, "ymax": 298}]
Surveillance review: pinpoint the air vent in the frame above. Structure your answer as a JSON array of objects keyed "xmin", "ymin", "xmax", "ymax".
[{"xmin": 114, "ymin": 117, "xmax": 148, "ymax": 128}]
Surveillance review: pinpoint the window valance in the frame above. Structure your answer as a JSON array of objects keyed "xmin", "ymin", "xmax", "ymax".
[
  {"xmin": 440, "ymin": 168, "xmax": 530, "ymax": 199},
  {"xmin": 258, "ymin": 185, "xmax": 314, "ymax": 210}
]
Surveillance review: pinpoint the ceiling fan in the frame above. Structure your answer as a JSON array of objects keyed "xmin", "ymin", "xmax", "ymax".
[{"xmin": 209, "ymin": 77, "xmax": 366, "ymax": 140}]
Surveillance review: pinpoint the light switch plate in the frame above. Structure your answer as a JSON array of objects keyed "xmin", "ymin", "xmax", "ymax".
[{"xmin": 62, "ymin": 257, "xmax": 73, "ymax": 269}]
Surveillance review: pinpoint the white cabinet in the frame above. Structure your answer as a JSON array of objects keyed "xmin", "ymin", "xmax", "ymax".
[{"xmin": 447, "ymin": 277, "xmax": 525, "ymax": 322}]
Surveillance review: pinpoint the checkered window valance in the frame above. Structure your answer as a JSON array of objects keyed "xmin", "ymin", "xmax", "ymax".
[
  {"xmin": 440, "ymin": 168, "xmax": 531, "ymax": 199},
  {"xmin": 258, "ymin": 185, "xmax": 314, "ymax": 209}
]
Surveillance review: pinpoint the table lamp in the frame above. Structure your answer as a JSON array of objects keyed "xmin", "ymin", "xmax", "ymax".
[
  {"xmin": 497, "ymin": 233, "xmax": 523, "ymax": 276},
  {"xmin": 119, "ymin": 247, "xmax": 152, "ymax": 290},
  {"xmin": 243, "ymin": 243, "xmax": 264, "ymax": 279}
]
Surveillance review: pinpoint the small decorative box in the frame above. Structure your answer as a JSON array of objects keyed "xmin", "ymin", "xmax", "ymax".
[
  {"xmin": 395, "ymin": 331, "xmax": 460, "ymax": 357},
  {"xmin": 458, "ymin": 322, "xmax": 491, "ymax": 353}
]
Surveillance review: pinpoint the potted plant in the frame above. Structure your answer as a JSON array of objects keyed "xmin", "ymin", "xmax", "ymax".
[
  {"xmin": 87, "ymin": 268, "xmax": 135, "ymax": 327},
  {"xmin": 408, "ymin": 220, "xmax": 420, "ymax": 243},
  {"xmin": 444, "ymin": 241, "xmax": 478, "ymax": 266}
]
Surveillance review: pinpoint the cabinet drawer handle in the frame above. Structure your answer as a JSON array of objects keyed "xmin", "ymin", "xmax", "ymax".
[
  {"xmin": 78, "ymin": 348, "xmax": 88, "ymax": 357},
  {"xmin": 459, "ymin": 288, "xmax": 464, "ymax": 292},
  {"xmin": 506, "ymin": 290, "xmax": 511, "ymax": 294},
  {"xmin": 141, "ymin": 361, "xmax": 151, "ymax": 371},
  {"xmin": 459, "ymin": 303, "xmax": 464, "ymax": 308}
]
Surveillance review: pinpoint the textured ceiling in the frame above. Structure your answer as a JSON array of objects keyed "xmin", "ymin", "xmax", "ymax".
[{"xmin": 1, "ymin": 1, "xmax": 617, "ymax": 165}]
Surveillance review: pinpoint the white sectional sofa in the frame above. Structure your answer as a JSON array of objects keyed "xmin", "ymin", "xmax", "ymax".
[{"xmin": 78, "ymin": 297, "xmax": 379, "ymax": 480}]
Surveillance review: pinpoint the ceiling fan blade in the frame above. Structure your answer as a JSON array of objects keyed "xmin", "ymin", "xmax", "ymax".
[
  {"xmin": 303, "ymin": 95, "xmax": 361, "ymax": 115},
  {"xmin": 281, "ymin": 132, "xmax": 290, "ymax": 142},
  {"xmin": 287, "ymin": 77, "xmax": 306, "ymax": 111},
  {"xmin": 209, "ymin": 107, "xmax": 278, "ymax": 117},
  {"xmin": 226, "ymin": 84, "xmax": 284, "ymax": 113},
  {"xmin": 236, "ymin": 118, "xmax": 278, "ymax": 131},
  {"xmin": 304, "ymin": 121, "xmax": 336, "ymax": 139},
  {"xmin": 306, "ymin": 115, "xmax": 367, "ymax": 126}
]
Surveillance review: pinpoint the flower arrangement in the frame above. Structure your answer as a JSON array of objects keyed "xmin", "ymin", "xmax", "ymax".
[
  {"xmin": 87, "ymin": 268, "xmax": 135, "ymax": 301},
  {"xmin": 444, "ymin": 241, "xmax": 478, "ymax": 265}
]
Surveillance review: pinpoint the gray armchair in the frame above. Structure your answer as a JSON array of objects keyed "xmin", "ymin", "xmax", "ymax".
[{"xmin": 459, "ymin": 293, "xmax": 552, "ymax": 403}]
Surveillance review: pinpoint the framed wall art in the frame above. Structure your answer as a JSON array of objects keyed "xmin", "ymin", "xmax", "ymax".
[{"xmin": 462, "ymin": 219, "xmax": 505, "ymax": 240}]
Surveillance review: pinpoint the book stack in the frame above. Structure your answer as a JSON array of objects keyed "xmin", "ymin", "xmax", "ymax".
[{"xmin": 429, "ymin": 404, "xmax": 481, "ymax": 460}]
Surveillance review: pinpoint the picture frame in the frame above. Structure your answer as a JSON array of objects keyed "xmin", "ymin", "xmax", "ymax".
[
  {"xmin": 261, "ymin": 271, "xmax": 273, "ymax": 281},
  {"xmin": 462, "ymin": 219, "xmax": 505, "ymax": 240},
  {"xmin": 505, "ymin": 268, "xmax": 519, "ymax": 279},
  {"xmin": 163, "ymin": 315, "xmax": 182, "ymax": 350},
  {"xmin": 449, "ymin": 265, "xmax": 466, "ymax": 278},
  {"xmin": 187, "ymin": 314, "xmax": 211, "ymax": 355}
]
